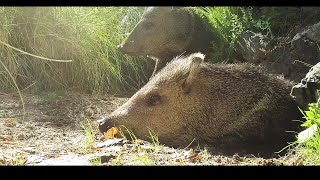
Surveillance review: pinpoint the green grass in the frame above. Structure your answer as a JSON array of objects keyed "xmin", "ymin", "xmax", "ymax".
[
  {"xmin": 0, "ymin": 7, "xmax": 152, "ymax": 95},
  {"xmin": 79, "ymin": 117, "xmax": 99, "ymax": 152},
  {"xmin": 108, "ymin": 126, "xmax": 214, "ymax": 165},
  {"xmin": 109, "ymin": 126, "xmax": 167, "ymax": 165}
]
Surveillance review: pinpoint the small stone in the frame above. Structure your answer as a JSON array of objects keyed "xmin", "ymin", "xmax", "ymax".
[
  {"xmin": 22, "ymin": 147, "xmax": 36, "ymax": 154},
  {"xmin": 232, "ymin": 154, "xmax": 243, "ymax": 162},
  {"xmin": 17, "ymin": 133, "xmax": 26, "ymax": 140},
  {"xmin": 95, "ymin": 138, "xmax": 123, "ymax": 148}
]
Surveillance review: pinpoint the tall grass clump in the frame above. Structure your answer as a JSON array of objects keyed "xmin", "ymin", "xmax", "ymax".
[{"xmin": 0, "ymin": 7, "xmax": 152, "ymax": 95}]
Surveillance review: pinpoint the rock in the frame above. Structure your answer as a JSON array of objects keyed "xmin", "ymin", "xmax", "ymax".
[
  {"xmin": 34, "ymin": 155, "xmax": 91, "ymax": 165},
  {"xmin": 95, "ymin": 138, "xmax": 127, "ymax": 148},
  {"xmin": 235, "ymin": 21, "xmax": 320, "ymax": 83},
  {"xmin": 297, "ymin": 124, "xmax": 318, "ymax": 143},
  {"xmin": 293, "ymin": 21, "xmax": 320, "ymax": 43},
  {"xmin": 291, "ymin": 62, "xmax": 320, "ymax": 109}
]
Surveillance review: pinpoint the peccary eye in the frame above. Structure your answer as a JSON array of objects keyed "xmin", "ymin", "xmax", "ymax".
[
  {"xmin": 144, "ymin": 22, "xmax": 155, "ymax": 30},
  {"xmin": 147, "ymin": 94, "xmax": 161, "ymax": 106}
]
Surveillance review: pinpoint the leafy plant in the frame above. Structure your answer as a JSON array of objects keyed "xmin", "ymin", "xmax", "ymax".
[
  {"xmin": 299, "ymin": 103, "xmax": 320, "ymax": 128},
  {"xmin": 80, "ymin": 117, "xmax": 99, "ymax": 152},
  {"xmin": 292, "ymin": 100, "xmax": 320, "ymax": 164}
]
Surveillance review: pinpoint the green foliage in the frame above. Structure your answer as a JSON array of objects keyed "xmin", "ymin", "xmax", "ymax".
[
  {"xmin": 147, "ymin": 128, "xmax": 160, "ymax": 147},
  {"xmin": 193, "ymin": 7, "xmax": 320, "ymax": 64},
  {"xmin": 111, "ymin": 126, "xmax": 165, "ymax": 165},
  {"xmin": 295, "ymin": 102, "xmax": 320, "ymax": 163},
  {"xmin": 193, "ymin": 7, "xmax": 272, "ymax": 63},
  {"xmin": 89, "ymin": 157, "xmax": 103, "ymax": 166},
  {"xmin": 80, "ymin": 117, "xmax": 99, "ymax": 152},
  {"xmin": 0, "ymin": 152, "xmax": 27, "ymax": 166},
  {"xmin": 300, "ymin": 103, "xmax": 320, "ymax": 128}
]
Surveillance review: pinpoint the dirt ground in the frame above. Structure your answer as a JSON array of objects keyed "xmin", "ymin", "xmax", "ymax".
[{"xmin": 0, "ymin": 91, "xmax": 307, "ymax": 166}]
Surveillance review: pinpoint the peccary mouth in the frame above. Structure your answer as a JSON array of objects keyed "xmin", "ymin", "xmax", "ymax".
[
  {"xmin": 118, "ymin": 43, "xmax": 145, "ymax": 56},
  {"xmin": 98, "ymin": 117, "xmax": 139, "ymax": 139}
]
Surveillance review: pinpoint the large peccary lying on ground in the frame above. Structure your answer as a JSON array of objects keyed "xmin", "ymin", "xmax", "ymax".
[
  {"xmin": 118, "ymin": 7, "xmax": 217, "ymax": 77},
  {"xmin": 99, "ymin": 53, "xmax": 302, "ymax": 156}
]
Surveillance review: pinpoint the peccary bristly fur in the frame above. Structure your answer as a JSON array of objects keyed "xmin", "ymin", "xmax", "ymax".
[
  {"xmin": 99, "ymin": 53, "xmax": 302, "ymax": 156},
  {"xmin": 118, "ymin": 7, "xmax": 216, "ymax": 77}
]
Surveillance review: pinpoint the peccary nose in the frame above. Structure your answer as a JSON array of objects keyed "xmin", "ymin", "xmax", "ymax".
[
  {"xmin": 118, "ymin": 41, "xmax": 137, "ymax": 55},
  {"xmin": 117, "ymin": 44, "xmax": 123, "ymax": 49},
  {"xmin": 117, "ymin": 43, "xmax": 127, "ymax": 54},
  {"xmin": 98, "ymin": 117, "xmax": 112, "ymax": 134}
]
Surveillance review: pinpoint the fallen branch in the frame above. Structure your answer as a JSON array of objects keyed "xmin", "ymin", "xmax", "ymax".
[{"xmin": 0, "ymin": 40, "xmax": 72, "ymax": 62}]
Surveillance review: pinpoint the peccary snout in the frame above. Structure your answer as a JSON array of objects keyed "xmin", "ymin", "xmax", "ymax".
[
  {"xmin": 117, "ymin": 41, "xmax": 139, "ymax": 55},
  {"xmin": 98, "ymin": 117, "xmax": 113, "ymax": 134},
  {"xmin": 117, "ymin": 44, "xmax": 123, "ymax": 50}
]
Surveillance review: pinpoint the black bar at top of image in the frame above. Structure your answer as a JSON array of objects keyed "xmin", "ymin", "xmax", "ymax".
[{"xmin": 0, "ymin": 0, "xmax": 318, "ymax": 7}]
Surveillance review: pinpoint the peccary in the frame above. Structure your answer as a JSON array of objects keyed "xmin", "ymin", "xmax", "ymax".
[
  {"xmin": 118, "ymin": 7, "xmax": 217, "ymax": 77},
  {"xmin": 99, "ymin": 53, "xmax": 302, "ymax": 156}
]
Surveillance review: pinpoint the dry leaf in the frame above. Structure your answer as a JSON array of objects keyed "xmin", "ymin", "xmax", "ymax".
[
  {"xmin": 4, "ymin": 118, "xmax": 17, "ymax": 127},
  {"xmin": 103, "ymin": 127, "xmax": 119, "ymax": 139},
  {"xmin": 0, "ymin": 141, "xmax": 16, "ymax": 145},
  {"xmin": 188, "ymin": 150, "xmax": 202, "ymax": 163},
  {"xmin": 0, "ymin": 135, "xmax": 13, "ymax": 141},
  {"xmin": 293, "ymin": 156, "xmax": 304, "ymax": 166}
]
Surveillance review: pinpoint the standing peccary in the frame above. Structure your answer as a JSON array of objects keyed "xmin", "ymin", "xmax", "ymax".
[
  {"xmin": 118, "ymin": 7, "xmax": 217, "ymax": 77},
  {"xmin": 99, "ymin": 53, "xmax": 302, "ymax": 156}
]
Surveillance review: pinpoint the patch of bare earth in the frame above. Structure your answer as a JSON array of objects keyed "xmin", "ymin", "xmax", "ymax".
[{"xmin": 0, "ymin": 92, "xmax": 307, "ymax": 165}]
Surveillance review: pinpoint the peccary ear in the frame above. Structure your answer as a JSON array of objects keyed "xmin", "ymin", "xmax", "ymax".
[{"xmin": 182, "ymin": 52, "xmax": 205, "ymax": 94}]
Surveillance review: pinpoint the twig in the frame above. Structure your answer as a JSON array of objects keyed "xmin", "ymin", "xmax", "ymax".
[
  {"xmin": 293, "ymin": 60, "xmax": 313, "ymax": 68},
  {"xmin": 0, "ymin": 58, "xmax": 25, "ymax": 120},
  {"xmin": 184, "ymin": 138, "xmax": 196, "ymax": 149},
  {"xmin": 0, "ymin": 40, "xmax": 72, "ymax": 62}
]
